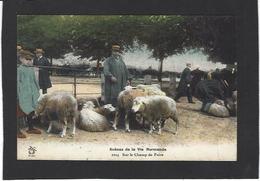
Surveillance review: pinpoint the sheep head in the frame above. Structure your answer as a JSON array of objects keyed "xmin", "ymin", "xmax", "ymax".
[
  {"xmin": 103, "ymin": 104, "xmax": 116, "ymax": 112},
  {"xmin": 83, "ymin": 101, "xmax": 95, "ymax": 110},
  {"xmin": 35, "ymin": 94, "xmax": 48, "ymax": 117},
  {"xmin": 132, "ymin": 97, "xmax": 147, "ymax": 113}
]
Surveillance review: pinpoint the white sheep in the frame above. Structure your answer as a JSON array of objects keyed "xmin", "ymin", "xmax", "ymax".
[
  {"xmin": 202, "ymin": 102, "xmax": 230, "ymax": 117},
  {"xmin": 112, "ymin": 88, "xmax": 149, "ymax": 132},
  {"xmin": 136, "ymin": 84, "xmax": 166, "ymax": 96},
  {"xmin": 94, "ymin": 104, "xmax": 116, "ymax": 123},
  {"xmin": 201, "ymin": 94, "xmax": 237, "ymax": 117},
  {"xmin": 77, "ymin": 96, "xmax": 101, "ymax": 111},
  {"xmin": 78, "ymin": 98, "xmax": 116, "ymax": 121},
  {"xmin": 35, "ymin": 91, "xmax": 77, "ymax": 138},
  {"xmin": 113, "ymin": 85, "xmax": 167, "ymax": 132},
  {"xmin": 132, "ymin": 95, "xmax": 179, "ymax": 135},
  {"xmin": 78, "ymin": 101, "xmax": 110, "ymax": 132}
]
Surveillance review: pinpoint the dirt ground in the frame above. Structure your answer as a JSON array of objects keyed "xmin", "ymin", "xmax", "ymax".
[{"xmin": 17, "ymin": 77, "xmax": 237, "ymax": 161}]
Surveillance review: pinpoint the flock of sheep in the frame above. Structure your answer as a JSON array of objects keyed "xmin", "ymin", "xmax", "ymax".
[
  {"xmin": 35, "ymin": 84, "xmax": 179, "ymax": 138},
  {"xmin": 35, "ymin": 84, "xmax": 236, "ymax": 138}
]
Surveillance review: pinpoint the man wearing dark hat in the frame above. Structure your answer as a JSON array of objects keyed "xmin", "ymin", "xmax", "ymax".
[
  {"xmin": 17, "ymin": 50, "xmax": 42, "ymax": 138},
  {"xmin": 33, "ymin": 48, "xmax": 52, "ymax": 94},
  {"xmin": 103, "ymin": 45, "xmax": 129, "ymax": 106},
  {"xmin": 175, "ymin": 63, "xmax": 195, "ymax": 103}
]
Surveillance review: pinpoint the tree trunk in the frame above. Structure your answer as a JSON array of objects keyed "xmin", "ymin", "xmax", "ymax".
[
  {"xmin": 96, "ymin": 58, "xmax": 100, "ymax": 77},
  {"xmin": 158, "ymin": 58, "xmax": 163, "ymax": 86}
]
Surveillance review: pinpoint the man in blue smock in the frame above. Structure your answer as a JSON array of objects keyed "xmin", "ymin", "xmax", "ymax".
[{"xmin": 103, "ymin": 45, "xmax": 129, "ymax": 106}]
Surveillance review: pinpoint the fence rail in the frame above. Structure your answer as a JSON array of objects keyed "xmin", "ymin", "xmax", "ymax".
[
  {"xmin": 23, "ymin": 65, "xmax": 101, "ymax": 97},
  {"xmin": 20, "ymin": 64, "xmax": 177, "ymax": 98}
]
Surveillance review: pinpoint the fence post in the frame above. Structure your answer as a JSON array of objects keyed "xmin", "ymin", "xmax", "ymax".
[
  {"xmin": 169, "ymin": 72, "xmax": 177, "ymax": 97},
  {"xmin": 73, "ymin": 71, "xmax": 77, "ymax": 98}
]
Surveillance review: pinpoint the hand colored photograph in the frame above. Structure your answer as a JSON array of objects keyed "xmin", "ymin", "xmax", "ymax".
[{"xmin": 16, "ymin": 15, "xmax": 237, "ymax": 160}]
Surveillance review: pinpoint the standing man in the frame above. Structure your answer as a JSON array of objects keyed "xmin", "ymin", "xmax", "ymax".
[
  {"xmin": 103, "ymin": 45, "xmax": 129, "ymax": 106},
  {"xmin": 175, "ymin": 63, "xmax": 195, "ymax": 103},
  {"xmin": 33, "ymin": 48, "xmax": 52, "ymax": 94}
]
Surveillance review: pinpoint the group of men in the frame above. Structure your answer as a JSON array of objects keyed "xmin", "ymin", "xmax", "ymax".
[
  {"xmin": 17, "ymin": 44, "xmax": 195, "ymax": 110},
  {"xmin": 102, "ymin": 45, "xmax": 196, "ymax": 106}
]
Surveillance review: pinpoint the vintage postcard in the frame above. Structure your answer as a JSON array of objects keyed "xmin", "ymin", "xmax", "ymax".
[
  {"xmin": 16, "ymin": 15, "xmax": 237, "ymax": 161},
  {"xmin": 2, "ymin": 0, "xmax": 259, "ymax": 179}
]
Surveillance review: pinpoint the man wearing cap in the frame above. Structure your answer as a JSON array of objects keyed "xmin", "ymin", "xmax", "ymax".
[
  {"xmin": 103, "ymin": 45, "xmax": 129, "ymax": 106},
  {"xmin": 17, "ymin": 50, "xmax": 42, "ymax": 138},
  {"xmin": 33, "ymin": 48, "xmax": 52, "ymax": 94},
  {"xmin": 175, "ymin": 63, "xmax": 195, "ymax": 103}
]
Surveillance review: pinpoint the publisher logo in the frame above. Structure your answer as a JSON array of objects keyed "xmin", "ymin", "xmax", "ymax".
[{"xmin": 28, "ymin": 146, "xmax": 37, "ymax": 157}]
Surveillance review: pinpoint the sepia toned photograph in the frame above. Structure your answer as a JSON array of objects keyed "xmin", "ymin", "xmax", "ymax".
[{"xmin": 16, "ymin": 15, "xmax": 238, "ymax": 161}]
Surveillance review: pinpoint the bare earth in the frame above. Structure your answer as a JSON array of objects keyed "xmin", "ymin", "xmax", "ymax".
[{"xmin": 17, "ymin": 77, "xmax": 237, "ymax": 161}]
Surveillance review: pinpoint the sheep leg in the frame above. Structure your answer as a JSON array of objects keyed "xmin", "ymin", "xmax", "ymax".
[
  {"xmin": 157, "ymin": 120, "xmax": 162, "ymax": 135},
  {"xmin": 148, "ymin": 122, "xmax": 153, "ymax": 134},
  {"xmin": 60, "ymin": 119, "xmax": 67, "ymax": 138},
  {"xmin": 125, "ymin": 113, "xmax": 131, "ymax": 132},
  {"xmin": 161, "ymin": 119, "xmax": 166, "ymax": 128},
  {"xmin": 142, "ymin": 118, "xmax": 148, "ymax": 131},
  {"xmin": 46, "ymin": 121, "xmax": 53, "ymax": 133},
  {"xmin": 172, "ymin": 114, "xmax": 179, "ymax": 135},
  {"xmin": 152, "ymin": 124, "xmax": 156, "ymax": 131},
  {"xmin": 112, "ymin": 111, "xmax": 119, "ymax": 131},
  {"xmin": 71, "ymin": 117, "xmax": 76, "ymax": 137}
]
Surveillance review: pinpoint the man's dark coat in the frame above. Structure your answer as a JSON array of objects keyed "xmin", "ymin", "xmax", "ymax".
[
  {"xmin": 33, "ymin": 56, "xmax": 52, "ymax": 89},
  {"xmin": 176, "ymin": 67, "xmax": 193, "ymax": 96}
]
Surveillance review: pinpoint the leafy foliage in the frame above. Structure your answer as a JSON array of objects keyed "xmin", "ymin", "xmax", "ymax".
[
  {"xmin": 17, "ymin": 15, "xmax": 237, "ymax": 65},
  {"xmin": 184, "ymin": 16, "xmax": 237, "ymax": 64},
  {"xmin": 17, "ymin": 15, "xmax": 73, "ymax": 58}
]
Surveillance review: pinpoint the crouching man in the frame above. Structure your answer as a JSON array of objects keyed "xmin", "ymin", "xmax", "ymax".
[{"xmin": 17, "ymin": 50, "xmax": 41, "ymax": 138}]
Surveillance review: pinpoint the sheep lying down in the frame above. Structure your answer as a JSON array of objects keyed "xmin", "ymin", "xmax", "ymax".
[
  {"xmin": 132, "ymin": 95, "xmax": 179, "ymax": 135},
  {"xmin": 77, "ymin": 97, "xmax": 101, "ymax": 111},
  {"xmin": 35, "ymin": 91, "xmax": 77, "ymax": 138},
  {"xmin": 202, "ymin": 102, "xmax": 230, "ymax": 117},
  {"xmin": 136, "ymin": 84, "xmax": 166, "ymax": 96},
  {"xmin": 94, "ymin": 104, "xmax": 116, "ymax": 123},
  {"xmin": 77, "ymin": 101, "xmax": 114, "ymax": 132},
  {"xmin": 201, "ymin": 97, "xmax": 237, "ymax": 118}
]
